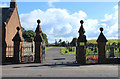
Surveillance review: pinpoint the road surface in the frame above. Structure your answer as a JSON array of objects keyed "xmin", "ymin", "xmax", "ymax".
[{"xmin": 2, "ymin": 47, "xmax": 119, "ymax": 77}]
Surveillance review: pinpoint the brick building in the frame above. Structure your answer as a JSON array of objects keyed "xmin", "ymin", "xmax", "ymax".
[{"xmin": 2, "ymin": 0, "xmax": 23, "ymax": 63}]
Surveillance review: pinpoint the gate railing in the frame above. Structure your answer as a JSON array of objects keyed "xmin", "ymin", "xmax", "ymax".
[
  {"xmin": 86, "ymin": 42, "xmax": 120, "ymax": 59},
  {"xmin": 86, "ymin": 43, "xmax": 98, "ymax": 63},
  {"xmin": 106, "ymin": 43, "xmax": 120, "ymax": 58},
  {"xmin": 20, "ymin": 42, "xmax": 34, "ymax": 63},
  {"xmin": 86, "ymin": 43, "xmax": 98, "ymax": 56}
]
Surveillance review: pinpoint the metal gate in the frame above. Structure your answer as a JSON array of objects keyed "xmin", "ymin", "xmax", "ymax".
[
  {"xmin": 21, "ymin": 42, "xmax": 34, "ymax": 63},
  {"xmin": 86, "ymin": 43, "xmax": 98, "ymax": 64},
  {"xmin": 106, "ymin": 43, "xmax": 120, "ymax": 58}
]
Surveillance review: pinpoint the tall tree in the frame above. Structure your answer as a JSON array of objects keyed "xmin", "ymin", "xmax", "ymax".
[
  {"xmin": 70, "ymin": 38, "xmax": 77, "ymax": 46},
  {"xmin": 42, "ymin": 32, "xmax": 48, "ymax": 45},
  {"xmin": 59, "ymin": 39, "xmax": 62, "ymax": 44},
  {"xmin": 22, "ymin": 30, "xmax": 36, "ymax": 42},
  {"xmin": 55, "ymin": 39, "xmax": 58, "ymax": 45},
  {"xmin": 61, "ymin": 41, "xmax": 66, "ymax": 47},
  {"xmin": 21, "ymin": 27, "xmax": 48, "ymax": 44}
]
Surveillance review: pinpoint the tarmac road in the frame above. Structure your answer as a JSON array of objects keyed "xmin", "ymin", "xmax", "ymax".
[{"xmin": 2, "ymin": 47, "xmax": 119, "ymax": 77}]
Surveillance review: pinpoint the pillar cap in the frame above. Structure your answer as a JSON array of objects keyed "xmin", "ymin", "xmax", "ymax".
[
  {"xmin": 78, "ymin": 20, "xmax": 87, "ymax": 42},
  {"xmin": 78, "ymin": 20, "xmax": 85, "ymax": 34},
  {"xmin": 97, "ymin": 27, "xmax": 108, "ymax": 42},
  {"xmin": 34, "ymin": 19, "xmax": 43, "ymax": 42},
  {"xmin": 12, "ymin": 27, "xmax": 22, "ymax": 42},
  {"xmin": 35, "ymin": 19, "xmax": 42, "ymax": 33}
]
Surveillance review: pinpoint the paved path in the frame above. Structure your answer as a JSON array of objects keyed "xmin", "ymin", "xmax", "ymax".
[
  {"xmin": 2, "ymin": 47, "xmax": 119, "ymax": 77},
  {"xmin": 44, "ymin": 47, "xmax": 76, "ymax": 64}
]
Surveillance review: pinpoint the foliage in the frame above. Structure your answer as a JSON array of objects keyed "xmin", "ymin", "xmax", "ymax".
[
  {"xmin": 22, "ymin": 30, "xmax": 36, "ymax": 42},
  {"xmin": 21, "ymin": 27, "xmax": 48, "ymax": 44},
  {"xmin": 21, "ymin": 27, "xmax": 25, "ymax": 31},
  {"xmin": 87, "ymin": 56, "xmax": 98, "ymax": 60},
  {"xmin": 55, "ymin": 39, "xmax": 58, "ymax": 45},
  {"xmin": 70, "ymin": 37, "xmax": 119, "ymax": 45},
  {"xmin": 42, "ymin": 32, "xmax": 48, "ymax": 45},
  {"xmin": 55, "ymin": 39, "xmax": 67, "ymax": 46},
  {"xmin": 87, "ymin": 39, "xmax": 119, "ymax": 44},
  {"xmin": 70, "ymin": 38, "xmax": 77, "ymax": 46},
  {"xmin": 59, "ymin": 39, "xmax": 62, "ymax": 45},
  {"xmin": 61, "ymin": 41, "xmax": 66, "ymax": 46}
]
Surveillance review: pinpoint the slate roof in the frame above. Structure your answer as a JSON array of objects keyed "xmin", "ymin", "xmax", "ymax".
[{"xmin": 2, "ymin": 7, "xmax": 14, "ymax": 25}]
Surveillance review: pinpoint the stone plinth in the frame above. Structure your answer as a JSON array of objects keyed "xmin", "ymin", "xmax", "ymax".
[
  {"xmin": 34, "ymin": 19, "xmax": 43, "ymax": 63},
  {"xmin": 76, "ymin": 20, "xmax": 87, "ymax": 64},
  {"xmin": 97, "ymin": 27, "xmax": 108, "ymax": 64},
  {"xmin": 12, "ymin": 27, "xmax": 22, "ymax": 63}
]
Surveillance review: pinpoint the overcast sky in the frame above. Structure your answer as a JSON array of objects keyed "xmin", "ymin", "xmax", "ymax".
[{"xmin": 0, "ymin": 1, "xmax": 118, "ymax": 43}]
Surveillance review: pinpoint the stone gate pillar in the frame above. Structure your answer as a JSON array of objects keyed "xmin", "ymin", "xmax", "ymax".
[
  {"xmin": 76, "ymin": 20, "xmax": 87, "ymax": 64},
  {"xmin": 97, "ymin": 27, "xmax": 108, "ymax": 64},
  {"xmin": 34, "ymin": 19, "xmax": 43, "ymax": 63},
  {"xmin": 12, "ymin": 27, "xmax": 22, "ymax": 63}
]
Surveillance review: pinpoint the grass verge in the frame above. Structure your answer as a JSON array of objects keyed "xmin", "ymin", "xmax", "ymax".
[
  {"xmin": 45, "ymin": 47, "xmax": 54, "ymax": 51},
  {"xmin": 61, "ymin": 47, "xmax": 76, "ymax": 55}
]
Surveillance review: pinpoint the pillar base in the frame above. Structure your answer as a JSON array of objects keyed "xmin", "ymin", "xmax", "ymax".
[
  {"xmin": 76, "ymin": 59, "xmax": 86, "ymax": 64},
  {"xmin": 34, "ymin": 60, "xmax": 42, "ymax": 63}
]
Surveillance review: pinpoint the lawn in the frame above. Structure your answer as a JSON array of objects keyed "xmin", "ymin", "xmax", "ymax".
[
  {"xmin": 87, "ymin": 39, "xmax": 118, "ymax": 44},
  {"xmin": 45, "ymin": 47, "xmax": 54, "ymax": 51},
  {"xmin": 30, "ymin": 46, "xmax": 54, "ymax": 55},
  {"xmin": 61, "ymin": 46, "xmax": 120, "ymax": 58},
  {"xmin": 61, "ymin": 47, "xmax": 76, "ymax": 55}
]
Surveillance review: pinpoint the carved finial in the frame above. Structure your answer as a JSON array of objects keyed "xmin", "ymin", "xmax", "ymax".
[
  {"xmin": 16, "ymin": 27, "xmax": 20, "ymax": 32},
  {"xmin": 12, "ymin": 26, "xmax": 22, "ymax": 42},
  {"xmin": 80, "ymin": 20, "xmax": 84, "ymax": 25},
  {"xmin": 37, "ymin": 19, "xmax": 41, "ymax": 25},
  {"xmin": 35, "ymin": 19, "xmax": 42, "ymax": 33},
  {"xmin": 100, "ymin": 27, "xmax": 103, "ymax": 32},
  {"xmin": 78, "ymin": 20, "xmax": 85, "ymax": 34}
]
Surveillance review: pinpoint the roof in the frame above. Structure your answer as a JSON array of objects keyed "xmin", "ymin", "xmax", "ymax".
[
  {"xmin": 96, "ymin": 27, "xmax": 108, "ymax": 42},
  {"xmin": 2, "ymin": 7, "xmax": 14, "ymax": 25},
  {"xmin": 96, "ymin": 32, "xmax": 108, "ymax": 42}
]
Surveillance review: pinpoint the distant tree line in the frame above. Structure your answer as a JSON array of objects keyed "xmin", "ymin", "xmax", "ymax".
[
  {"xmin": 55, "ymin": 39, "xmax": 67, "ymax": 47},
  {"xmin": 54, "ymin": 37, "xmax": 119, "ymax": 47},
  {"xmin": 21, "ymin": 27, "xmax": 48, "ymax": 44},
  {"xmin": 54, "ymin": 38, "xmax": 77, "ymax": 47}
]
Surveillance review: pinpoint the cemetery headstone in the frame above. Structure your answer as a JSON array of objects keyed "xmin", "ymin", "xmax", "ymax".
[{"xmin": 109, "ymin": 45, "xmax": 115, "ymax": 57}]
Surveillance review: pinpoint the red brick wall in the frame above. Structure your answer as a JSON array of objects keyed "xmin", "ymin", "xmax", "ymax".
[{"xmin": 5, "ymin": 7, "xmax": 23, "ymax": 46}]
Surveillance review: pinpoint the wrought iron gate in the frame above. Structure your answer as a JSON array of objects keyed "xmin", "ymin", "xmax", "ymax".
[
  {"xmin": 21, "ymin": 42, "xmax": 34, "ymax": 63},
  {"xmin": 86, "ymin": 43, "xmax": 98, "ymax": 64}
]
